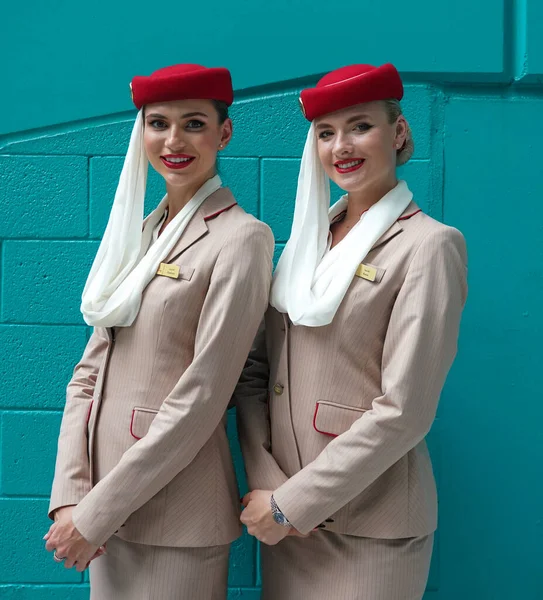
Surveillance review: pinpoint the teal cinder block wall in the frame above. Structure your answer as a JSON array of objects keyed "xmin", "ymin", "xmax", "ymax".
[{"xmin": 1, "ymin": 1, "xmax": 542, "ymax": 598}]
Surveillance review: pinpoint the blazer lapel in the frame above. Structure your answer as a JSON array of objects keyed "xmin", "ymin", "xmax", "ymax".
[
  {"xmin": 369, "ymin": 201, "xmax": 420, "ymax": 252},
  {"xmin": 163, "ymin": 210, "xmax": 208, "ymax": 264},
  {"xmin": 163, "ymin": 187, "xmax": 237, "ymax": 264}
]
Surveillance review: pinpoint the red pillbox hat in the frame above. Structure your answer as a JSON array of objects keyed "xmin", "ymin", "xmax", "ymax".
[
  {"xmin": 130, "ymin": 64, "xmax": 233, "ymax": 109},
  {"xmin": 299, "ymin": 63, "xmax": 403, "ymax": 121}
]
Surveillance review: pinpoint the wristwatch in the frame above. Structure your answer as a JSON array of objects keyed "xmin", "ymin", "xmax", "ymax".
[{"xmin": 270, "ymin": 494, "xmax": 291, "ymax": 527}]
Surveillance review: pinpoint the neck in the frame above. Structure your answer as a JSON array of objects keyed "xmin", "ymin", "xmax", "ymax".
[
  {"xmin": 164, "ymin": 171, "xmax": 216, "ymax": 221},
  {"xmin": 345, "ymin": 174, "xmax": 398, "ymax": 219}
]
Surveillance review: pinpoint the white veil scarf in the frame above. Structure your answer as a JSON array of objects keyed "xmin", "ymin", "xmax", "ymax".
[
  {"xmin": 269, "ymin": 123, "xmax": 413, "ymax": 327},
  {"xmin": 80, "ymin": 110, "xmax": 222, "ymax": 328}
]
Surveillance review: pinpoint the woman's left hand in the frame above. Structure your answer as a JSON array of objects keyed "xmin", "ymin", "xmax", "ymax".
[
  {"xmin": 44, "ymin": 507, "xmax": 100, "ymax": 571},
  {"xmin": 240, "ymin": 490, "xmax": 291, "ymax": 546}
]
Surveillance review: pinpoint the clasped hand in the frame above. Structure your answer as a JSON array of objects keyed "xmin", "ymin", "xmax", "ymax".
[
  {"xmin": 240, "ymin": 490, "xmax": 308, "ymax": 545},
  {"xmin": 44, "ymin": 506, "xmax": 105, "ymax": 571}
]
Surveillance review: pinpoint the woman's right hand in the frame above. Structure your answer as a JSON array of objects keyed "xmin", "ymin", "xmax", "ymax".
[
  {"xmin": 48, "ymin": 505, "xmax": 106, "ymax": 567},
  {"xmin": 53, "ymin": 505, "xmax": 75, "ymax": 522}
]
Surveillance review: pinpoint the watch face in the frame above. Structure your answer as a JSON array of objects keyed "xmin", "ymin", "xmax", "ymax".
[{"xmin": 273, "ymin": 511, "xmax": 288, "ymax": 526}]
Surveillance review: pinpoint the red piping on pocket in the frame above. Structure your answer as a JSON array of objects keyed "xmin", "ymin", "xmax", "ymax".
[
  {"xmin": 312, "ymin": 403, "xmax": 338, "ymax": 438},
  {"xmin": 130, "ymin": 409, "xmax": 142, "ymax": 440},
  {"xmin": 204, "ymin": 203, "xmax": 237, "ymax": 221}
]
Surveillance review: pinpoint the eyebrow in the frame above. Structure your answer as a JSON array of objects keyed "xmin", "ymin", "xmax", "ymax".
[
  {"xmin": 146, "ymin": 111, "xmax": 209, "ymax": 119},
  {"xmin": 345, "ymin": 113, "xmax": 372, "ymax": 124},
  {"xmin": 315, "ymin": 114, "xmax": 372, "ymax": 130}
]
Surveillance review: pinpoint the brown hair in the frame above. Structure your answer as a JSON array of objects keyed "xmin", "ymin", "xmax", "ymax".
[
  {"xmin": 382, "ymin": 99, "xmax": 414, "ymax": 166},
  {"xmin": 211, "ymin": 100, "xmax": 229, "ymax": 124}
]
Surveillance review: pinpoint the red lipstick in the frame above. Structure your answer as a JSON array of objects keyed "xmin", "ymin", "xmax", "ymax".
[
  {"xmin": 334, "ymin": 159, "xmax": 365, "ymax": 174},
  {"xmin": 160, "ymin": 154, "xmax": 195, "ymax": 170}
]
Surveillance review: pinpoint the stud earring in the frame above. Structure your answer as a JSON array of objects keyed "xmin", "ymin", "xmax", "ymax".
[{"xmin": 219, "ymin": 143, "xmax": 224, "ymax": 149}]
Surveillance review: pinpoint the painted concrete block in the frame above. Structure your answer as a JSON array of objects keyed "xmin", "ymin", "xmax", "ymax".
[
  {"xmin": 0, "ymin": 499, "xmax": 81, "ymax": 583},
  {"xmin": 2, "ymin": 411, "xmax": 62, "ymax": 496},
  {"xmin": 0, "ymin": 586, "xmax": 89, "ymax": 599},
  {"xmin": 0, "ymin": 325, "xmax": 87, "ymax": 409},
  {"xmin": 0, "ymin": 156, "xmax": 88, "ymax": 238},
  {"xmin": 2, "ymin": 241, "xmax": 98, "ymax": 324},
  {"xmin": 218, "ymin": 157, "xmax": 259, "ymax": 217}
]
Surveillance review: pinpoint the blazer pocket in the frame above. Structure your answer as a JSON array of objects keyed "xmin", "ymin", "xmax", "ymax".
[
  {"xmin": 130, "ymin": 407, "xmax": 159, "ymax": 440},
  {"xmin": 313, "ymin": 400, "xmax": 368, "ymax": 437}
]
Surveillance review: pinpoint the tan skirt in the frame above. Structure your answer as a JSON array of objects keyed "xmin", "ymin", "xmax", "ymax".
[
  {"xmin": 89, "ymin": 535, "xmax": 230, "ymax": 600},
  {"xmin": 261, "ymin": 531, "xmax": 433, "ymax": 600}
]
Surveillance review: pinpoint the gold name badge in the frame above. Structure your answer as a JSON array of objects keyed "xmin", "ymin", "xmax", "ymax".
[
  {"xmin": 355, "ymin": 263, "xmax": 377, "ymax": 282},
  {"xmin": 156, "ymin": 263, "xmax": 180, "ymax": 279}
]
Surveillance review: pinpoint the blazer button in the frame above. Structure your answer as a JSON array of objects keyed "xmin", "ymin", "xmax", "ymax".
[{"xmin": 273, "ymin": 384, "xmax": 284, "ymax": 395}]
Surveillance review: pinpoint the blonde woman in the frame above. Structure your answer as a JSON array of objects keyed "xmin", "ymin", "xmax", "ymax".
[{"xmin": 236, "ymin": 63, "xmax": 467, "ymax": 600}]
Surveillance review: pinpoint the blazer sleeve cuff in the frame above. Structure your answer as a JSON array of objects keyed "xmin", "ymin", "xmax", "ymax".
[
  {"xmin": 48, "ymin": 483, "xmax": 92, "ymax": 521},
  {"xmin": 72, "ymin": 499, "xmax": 117, "ymax": 548},
  {"xmin": 272, "ymin": 480, "xmax": 326, "ymax": 535}
]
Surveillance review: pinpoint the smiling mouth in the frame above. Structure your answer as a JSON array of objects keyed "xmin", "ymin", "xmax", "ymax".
[
  {"xmin": 160, "ymin": 155, "xmax": 195, "ymax": 170},
  {"xmin": 334, "ymin": 159, "xmax": 365, "ymax": 173}
]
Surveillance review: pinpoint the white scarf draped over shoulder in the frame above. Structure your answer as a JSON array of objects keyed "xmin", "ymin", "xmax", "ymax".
[
  {"xmin": 80, "ymin": 110, "xmax": 222, "ymax": 328},
  {"xmin": 270, "ymin": 123, "xmax": 413, "ymax": 327}
]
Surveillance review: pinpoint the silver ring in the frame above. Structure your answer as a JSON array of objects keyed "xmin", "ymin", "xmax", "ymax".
[{"xmin": 53, "ymin": 551, "xmax": 65, "ymax": 563}]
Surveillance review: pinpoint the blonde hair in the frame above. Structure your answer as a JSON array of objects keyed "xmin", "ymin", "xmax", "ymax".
[{"xmin": 382, "ymin": 99, "xmax": 414, "ymax": 166}]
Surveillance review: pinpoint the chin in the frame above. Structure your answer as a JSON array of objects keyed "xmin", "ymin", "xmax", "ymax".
[
  {"xmin": 169, "ymin": 177, "xmax": 197, "ymax": 191},
  {"xmin": 332, "ymin": 174, "xmax": 367, "ymax": 193},
  {"xmin": 164, "ymin": 169, "xmax": 196, "ymax": 183}
]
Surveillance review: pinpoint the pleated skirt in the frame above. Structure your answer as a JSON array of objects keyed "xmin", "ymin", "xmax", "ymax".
[
  {"xmin": 261, "ymin": 530, "xmax": 433, "ymax": 600},
  {"xmin": 89, "ymin": 535, "xmax": 230, "ymax": 600}
]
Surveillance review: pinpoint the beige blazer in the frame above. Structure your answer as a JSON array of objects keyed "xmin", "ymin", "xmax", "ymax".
[
  {"xmin": 235, "ymin": 203, "xmax": 467, "ymax": 538},
  {"xmin": 49, "ymin": 188, "xmax": 274, "ymax": 548}
]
